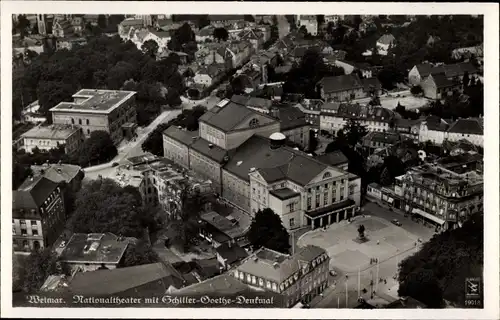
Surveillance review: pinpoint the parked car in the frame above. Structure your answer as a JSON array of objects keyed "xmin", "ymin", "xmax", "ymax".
[{"xmin": 391, "ymin": 219, "xmax": 402, "ymax": 226}]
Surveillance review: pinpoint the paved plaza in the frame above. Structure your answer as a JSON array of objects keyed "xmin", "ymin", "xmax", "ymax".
[{"xmin": 297, "ymin": 215, "xmax": 420, "ymax": 273}]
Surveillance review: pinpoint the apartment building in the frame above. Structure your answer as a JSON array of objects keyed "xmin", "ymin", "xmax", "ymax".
[
  {"xmin": 21, "ymin": 124, "xmax": 84, "ymax": 154},
  {"xmin": 232, "ymin": 246, "xmax": 329, "ymax": 307},
  {"xmin": 50, "ymin": 89, "xmax": 137, "ymax": 145},
  {"xmin": 13, "ymin": 176, "xmax": 66, "ymax": 253}
]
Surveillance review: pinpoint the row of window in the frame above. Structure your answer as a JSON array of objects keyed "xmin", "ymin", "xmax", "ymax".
[
  {"xmin": 13, "ymin": 227, "xmax": 39, "ymax": 236},
  {"xmin": 307, "ymin": 180, "xmax": 345, "ymax": 194}
]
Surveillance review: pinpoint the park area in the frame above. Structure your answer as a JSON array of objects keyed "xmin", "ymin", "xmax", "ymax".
[{"xmin": 297, "ymin": 215, "xmax": 421, "ymax": 274}]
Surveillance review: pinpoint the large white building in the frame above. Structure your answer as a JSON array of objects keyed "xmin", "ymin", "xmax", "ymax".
[{"xmin": 419, "ymin": 118, "xmax": 483, "ymax": 147}]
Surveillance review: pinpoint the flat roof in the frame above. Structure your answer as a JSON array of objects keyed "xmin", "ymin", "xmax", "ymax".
[
  {"xmin": 59, "ymin": 233, "xmax": 130, "ymax": 265},
  {"xmin": 21, "ymin": 124, "xmax": 81, "ymax": 140},
  {"xmin": 49, "ymin": 89, "xmax": 136, "ymax": 114}
]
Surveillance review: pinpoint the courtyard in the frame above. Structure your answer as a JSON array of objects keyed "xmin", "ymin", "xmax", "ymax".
[{"xmin": 297, "ymin": 215, "xmax": 420, "ymax": 273}]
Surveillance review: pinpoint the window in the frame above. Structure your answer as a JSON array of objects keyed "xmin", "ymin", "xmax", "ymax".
[
  {"xmin": 32, "ymin": 229, "xmax": 39, "ymax": 236},
  {"xmin": 259, "ymin": 278, "xmax": 264, "ymax": 286},
  {"xmin": 78, "ymin": 119, "xmax": 82, "ymax": 125},
  {"xmin": 86, "ymin": 119, "xmax": 90, "ymax": 125},
  {"xmin": 324, "ymin": 183, "xmax": 328, "ymax": 189},
  {"xmin": 288, "ymin": 202, "xmax": 295, "ymax": 212},
  {"xmin": 31, "ymin": 220, "xmax": 37, "ymax": 226},
  {"xmin": 332, "ymin": 190, "xmax": 336, "ymax": 202},
  {"xmin": 252, "ymin": 276, "xmax": 256, "ymax": 284},
  {"xmin": 13, "ymin": 227, "xmax": 16, "ymax": 235},
  {"xmin": 21, "ymin": 229, "xmax": 27, "ymax": 235},
  {"xmin": 20, "ymin": 220, "xmax": 26, "ymax": 226},
  {"xmin": 290, "ymin": 218, "xmax": 295, "ymax": 227},
  {"xmin": 247, "ymin": 274, "xmax": 251, "ymax": 282},
  {"xmin": 266, "ymin": 281, "xmax": 271, "ymax": 289},
  {"xmin": 272, "ymin": 283, "xmax": 277, "ymax": 291},
  {"xmin": 249, "ymin": 118, "xmax": 260, "ymax": 128},
  {"xmin": 307, "ymin": 197, "xmax": 311, "ymax": 210},
  {"xmin": 87, "ymin": 129, "xmax": 90, "ymax": 134},
  {"xmin": 71, "ymin": 118, "xmax": 75, "ymax": 124},
  {"xmin": 323, "ymin": 193, "xmax": 328, "ymax": 205},
  {"xmin": 315, "ymin": 194, "xmax": 320, "ymax": 207},
  {"xmin": 316, "ymin": 186, "xmax": 320, "ymax": 191}
]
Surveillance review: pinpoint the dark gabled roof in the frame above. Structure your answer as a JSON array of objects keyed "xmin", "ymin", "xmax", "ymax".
[
  {"xmin": 216, "ymin": 243, "xmax": 249, "ymax": 265},
  {"xmin": 190, "ymin": 138, "xmax": 228, "ymax": 163},
  {"xmin": 208, "ymin": 15, "xmax": 244, "ymax": 22},
  {"xmin": 224, "ymin": 135, "xmax": 338, "ymax": 186},
  {"xmin": 415, "ymin": 63, "xmax": 436, "ymax": 78},
  {"xmin": 416, "ymin": 62, "xmax": 477, "ymax": 79},
  {"xmin": 361, "ymin": 77, "xmax": 382, "ymax": 91},
  {"xmin": 163, "ymin": 126, "xmax": 197, "ymax": 146},
  {"xmin": 335, "ymin": 104, "xmax": 394, "ymax": 123},
  {"xmin": 276, "ymin": 106, "xmax": 309, "ymax": 131},
  {"xmin": 447, "ymin": 118, "xmax": 483, "ymax": 135},
  {"xmin": 429, "ymin": 73, "xmax": 457, "ymax": 88},
  {"xmin": 362, "ymin": 131, "xmax": 401, "ymax": 145},
  {"xmin": 199, "ymin": 101, "xmax": 255, "ymax": 133},
  {"xmin": 315, "ymin": 151, "xmax": 349, "ymax": 167},
  {"xmin": 13, "ymin": 176, "xmax": 60, "ymax": 209},
  {"xmin": 29, "ymin": 163, "xmax": 82, "ymax": 185},
  {"xmin": 68, "ymin": 262, "xmax": 185, "ymax": 296},
  {"xmin": 320, "ymin": 74, "xmax": 364, "ymax": 93}
]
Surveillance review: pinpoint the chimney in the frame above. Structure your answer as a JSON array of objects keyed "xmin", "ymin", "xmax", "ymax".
[{"xmin": 208, "ymin": 143, "xmax": 214, "ymax": 149}]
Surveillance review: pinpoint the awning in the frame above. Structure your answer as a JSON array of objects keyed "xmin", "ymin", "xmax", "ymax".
[{"xmin": 412, "ymin": 208, "xmax": 445, "ymax": 225}]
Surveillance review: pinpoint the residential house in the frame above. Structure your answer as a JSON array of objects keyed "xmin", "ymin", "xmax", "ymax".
[
  {"xmin": 320, "ymin": 103, "xmax": 395, "ymax": 135},
  {"xmin": 270, "ymin": 105, "xmax": 312, "ymax": 150},
  {"xmin": 293, "ymin": 99, "xmax": 324, "ymax": 127},
  {"xmin": 298, "ymin": 15, "xmax": 318, "ymax": 36},
  {"xmin": 30, "ymin": 163, "xmax": 84, "ymax": 198},
  {"xmin": 360, "ymin": 131, "xmax": 404, "ymax": 155},
  {"xmin": 334, "ymin": 61, "xmax": 374, "ymax": 79},
  {"xmin": 408, "ymin": 62, "xmax": 478, "ymax": 86},
  {"xmin": 215, "ymin": 242, "xmax": 249, "ymax": 271},
  {"xmin": 142, "ymin": 30, "xmax": 172, "ymax": 49},
  {"xmin": 193, "ymin": 63, "xmax": 226, "ymax": 88},
  {"xmin": 419, "ymin": 117, "xmax": 483, "ymax": 147},
  {"xmin": 451, "ymin": 45, "xmax": 483, "ymax": 61},
  {"xmin": 240, "ymin": 29, "xmax": 265, "ymax": 51},
  {"xmin": 21, "ymin": 124, "xmax": 85, "ymax": 155},
  {"xmin": 421, "ymin": 73, "xmax": 463, "ymax": 99},
  {"xmin": 83, "ymin": 14, "xmax": 99, "ymax": 26},
  {"xmin": 394, "ymin": 118, "xmax": 421, "ymax": 141},
  {"xmin": 227, "ymin": 41, "xmax": 254, "ymax": 69},
  {"xmin": 208, "ymin": 15, "xmax": 245, "ymax": 28},
  {"xmin": 196, "ymin": 25, "xmax": 215, "ymax": 42},
  {"xmin": 118, "ymin": 18, "xmax": 146, "ymax": 38},
  {"xmin": 198, "ymin": 211, "xmax": 247, "ymax": 248},
  {"xmin": 52, "ymin": 19, "xmax": 74, "ymax": 38},
  {"xmin": 318, "ymin": 74, "xmax": 381, "ymax": 102},
  {"xmin": 232, "ymin": 246, "xmax": 329, "ymax": 307},
  {"xmin": 376, "ymin": 34, "xmax": 395, "ymax": 54},
  {"xmin": 13, "ymin": 177, "xmax": 66, "ymax": 253},
  {"xmin": 59, "ymin": 232, "xmax": 132, "ymax": 272},
  {"xmin": 70, "ymin": 15, "xmax": 85, "ymax": 35}
]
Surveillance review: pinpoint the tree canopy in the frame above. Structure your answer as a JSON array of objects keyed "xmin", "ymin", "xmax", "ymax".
[
  {"xmin": 141, "ymin": 39, "xmax": 159, "ymax": 57},
  {"xmin": 213, "ymin": 28, "xmax": 229, "ymax": 41},
  {"xmin": 398, "ymin": 212, "xmax": 483, "ymax": 307},
  {"xmin": 77, "ymin": 130, "xmax": 117, "ymax": 167},
  {"xmin": 141, "ymin": 105, "xmax": 207, "ymax": 156},
  {"xmin": 247, "ymin": 208, "xmax": 291, "ymax": 254},
  {"xmin": 21, "ymin": 248, "xmax": 70, "ymax": 293},
  {"xmin": 342, "ymin": 119, "xmax": 368, "ymax": 147},
  {"xmin": 14, "ymin": 34, "xmax": 185, "ymax": 124},
  {"xmin": 68, "ymin": 178, "xmax": 154, "ymax": 238},
  {"xmin": 119, "ymin": 241, "xmax": 160, "ymax": 268}
]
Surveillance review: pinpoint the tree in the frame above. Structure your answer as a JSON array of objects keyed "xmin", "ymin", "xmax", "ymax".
[
  {"xmin": 357, "ymin": 224, "xmax": 365, "ymax": 239},
  {"xmin": 410, "ymin": 85, "xmax": 423, "ymax": 95},
  {"xmin": 13, "ymin": 158, "xmax": 33, "ymax": 190},
  {"xmin": 15, "ymin": 14, "xmax": 31, "ymax": 38},
  {"xmin": 69, "ymin": 178, "xmax": 150, "ymax": 238},
  {"xmin": 22, "ymin": 248, "xmax": 70, "ymax": 293},
  {"xmin": 175, "ymin": 185, "xmax": 205, "ymax": 251},
  {"xmin": 244, "ymin": 15, "xmax": 255, "ymax": 22},
  {"xmin": 119, "ymin": 241, "xmax": 160, "ymax": 268},
  {"xmin": 97, "ymin": 14, "xmax": 107, "ymax": 29},
  {"xmin": 379, "ymin": 167, "xmax": 392, "ymax": 186},
  {"xmin": 398, "ymin": 212, "xmax": 483, "ymax": 307},
  {"xmin": 309, "ymin": 130, "xmax": 319, "ymax": 152},
  {"xmin": 247, "ymin": 208, "xmax": 291, "ymax": 254},
  {"xmin": 77, "ymin": 130, "xmax": 117, "ymax": 167},
  {"xmin": 342, "ymin": 119, "xmax": 368, "ymax": 147},
  {"xmin": 213, "ymin": 27, "xmax": 229, "ymax": 42},
  {"xmin": 141, "ymin": 39, "xmax": 159, "ymax": 57}
]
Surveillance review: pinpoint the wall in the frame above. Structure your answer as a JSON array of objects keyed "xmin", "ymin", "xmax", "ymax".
[
  {"xmin": 282, "ymin": 125, "xmax": 310, "ymax": 150},
  {"xmin": 348, "ymin": 177, "xmax": 362, "ymax": 206},
  {"xmin": 323, "ymin": 88, "xmax": 366, "ymax": 102},
  {"xmin": 163, "ymin": 135, "xmax": 191, "ymax": 168},
  {"xmin": 226, "ymin": 122, "xmax": 280, "ymax": 150},
  {"xmin": 189, "ymin": 149, "xmax": 222, "ymax": 193},
  {"xmin": 222, "ymin": 170, "xmax": 250, "ymax": 212},
  {"xmin": 199, "ymin": 123, "xmax": 226, "ymax": 149},
  {"xmin": 446, "ymin": 132, "xmax": 483, "ymax": 147},
  {"xmin": 23, "ymin": 137, "xmax": 68, "ymax": 153},
  {"xmin": 194, "ymin": 73, "xmax": 213, "ymax": 87},
  {"xmin": 12, "ymin": 219, "xmax": 44, "ymax": 252},
  {"xmin": 269, "ymin": 194, "xmax": 302, "ymax": 230},
  {"xmin": 418, "ymin": 123, "xmax": 446, "ymax": 144}
]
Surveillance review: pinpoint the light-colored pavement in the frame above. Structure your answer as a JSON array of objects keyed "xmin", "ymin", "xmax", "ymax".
[
  {"xmin": 84, "ymin": 109, "xmax": 181, "ymax": 181},
  {"xmin": 298, "ymin": 202, "xmax": 435, "ymax": 308},
  {"xmin": 352, "ymin": 90, "xmax": 429, "ymax": 110}
]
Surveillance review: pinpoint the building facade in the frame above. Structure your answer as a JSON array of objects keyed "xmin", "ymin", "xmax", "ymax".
[
  {"xmin": 50, "ymin": 89, "xmax": 137, "ymax": 145},
  {"xmin": 232, "ymin": 246, "xmax": 329, "ymax": 307},
  {"xmin": 21, "ymin": 124, "xmax": 84, "ymax": 154},
  {"xmin": 13, "ymin": 177, "xmax": 66, "ymax": 253}
]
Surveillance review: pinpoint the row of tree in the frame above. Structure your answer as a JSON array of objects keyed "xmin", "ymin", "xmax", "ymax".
[
  {"xmin": 141, "ymin": 105, "xmax": 207, "ymax": 156},
  {"xmin": 14, "ymin": 34, "xmax": 185, "ymax": 126}
]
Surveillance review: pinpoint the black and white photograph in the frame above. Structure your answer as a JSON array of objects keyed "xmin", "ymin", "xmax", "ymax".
[{"xmin": 2, "ymin": 2, "xmax": 499, "ymax": 319}]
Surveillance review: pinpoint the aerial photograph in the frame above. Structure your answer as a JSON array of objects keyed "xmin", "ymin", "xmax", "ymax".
[{"xmin": 11, "ymin": 13, "xmax": 484, "ymax": 309}]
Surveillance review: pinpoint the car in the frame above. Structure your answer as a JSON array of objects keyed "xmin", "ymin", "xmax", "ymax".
[
  {"xmin": 391, "ymin": 219, "xmax": 402, "ymax": 226},
  {"xmin": 329, "ymin": 270, "xmax": 337, "ymax": 277}
]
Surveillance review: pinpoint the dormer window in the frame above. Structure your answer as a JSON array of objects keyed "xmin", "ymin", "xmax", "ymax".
[{"xmin": 249, "ymin": 118, "xmax": 260, "ymax": 128}]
